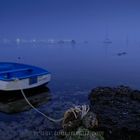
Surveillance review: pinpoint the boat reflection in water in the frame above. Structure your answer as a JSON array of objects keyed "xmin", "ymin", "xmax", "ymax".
[{"xmin": 0, "ymin": 86, "xmax": 51, "ymax": 113}]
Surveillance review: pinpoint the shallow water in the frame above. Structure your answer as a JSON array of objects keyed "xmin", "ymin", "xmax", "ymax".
[{"xmin": 0, "ymin": 41, "xmax": 140, "ymax": 139}]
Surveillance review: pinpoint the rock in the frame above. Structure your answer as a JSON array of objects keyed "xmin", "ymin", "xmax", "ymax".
[
  {"xmin": 89, "ymin": 86, "xmax": 140, "ymax": 140},
  {"xmin": 61, "ymin": 106, "xmax": 102, "ymax": 139},
  {"xmin": 62, "ymin": 108, "xmax": 82, "ymax": 132},
  {"xmin": 64, "ymin": 127, "xmax": 104, "ymax": 140},
  {"xmin": 57, "ymin": 129, "xmax": 66, "ymax": 139},
  {"xmin": 82, "ymin": 112, "xmax": 98, "ymax": 130},
  {"xmin": 131, "ymin": 90, "xmax": 140, "ymax": 101}
]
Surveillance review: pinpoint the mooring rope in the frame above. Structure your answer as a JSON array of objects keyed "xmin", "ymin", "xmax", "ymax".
[
  {"xmin": 14, "ymin": 78, "xmax": 63, "ymax": 123},
  {"xmin": 20, "ymin": 88, "xmax": 64, "ymax": 123},
  {"xmin": 14, "ymin": 78, "xmax": 89, "ymax": 123}
]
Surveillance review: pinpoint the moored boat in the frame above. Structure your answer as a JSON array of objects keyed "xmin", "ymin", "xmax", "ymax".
[{"xmin": 0, "ymin": 62, "xmax": 51, "ymax": 91}]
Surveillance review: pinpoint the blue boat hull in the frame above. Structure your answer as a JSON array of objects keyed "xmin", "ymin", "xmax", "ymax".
[{"xmin": 0, "ymin": 62, "xmax": 51, "ymax": 91}]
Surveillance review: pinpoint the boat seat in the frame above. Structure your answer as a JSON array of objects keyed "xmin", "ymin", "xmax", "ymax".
[{"xmin": 0, "ymin": 68, "xmax": 33, "ymax": 75}]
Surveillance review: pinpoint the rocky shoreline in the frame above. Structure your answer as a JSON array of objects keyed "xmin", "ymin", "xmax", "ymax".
[
  {"xmin": 89, "ymin": 85, "xmax": 140, "ymax": 140},
  {"xmin": 60, "ymin": 86, "xmax": 140, "ymax": 140},
  {"xmin": 0, "ymin": 86, "xmax": 140, "ymax": 140}
]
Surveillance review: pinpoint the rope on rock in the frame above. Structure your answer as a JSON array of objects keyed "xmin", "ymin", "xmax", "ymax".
[{"xmin": 13, "ymin": 78, "xmax": 90, "ymax": 123}]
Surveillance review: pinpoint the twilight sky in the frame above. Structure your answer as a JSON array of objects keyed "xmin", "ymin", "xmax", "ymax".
[{"xmin": 0, "ymin": 0, "xmax": 140, "ymax": 41}]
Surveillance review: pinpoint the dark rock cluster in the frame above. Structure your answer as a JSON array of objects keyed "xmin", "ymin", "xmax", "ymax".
[
  {"xmin": 89, "ymin": 85, "xmax": 140, "ymax": 140},
  {"xmin": 62, "ymin": 108, "xmax": 82, "ymax": 132},
  {"xmin": 60, "ymin": 107, "xmax": 102, "ymax": 140},
  {"xmin": 62, "ymin": 110, "xmax": 98, "ymax": 132}
]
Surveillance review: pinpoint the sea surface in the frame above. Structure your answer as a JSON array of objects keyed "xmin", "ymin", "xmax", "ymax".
[{"xmin": 0, "ymin": 41, "xmax": 140, "ymax": 139}]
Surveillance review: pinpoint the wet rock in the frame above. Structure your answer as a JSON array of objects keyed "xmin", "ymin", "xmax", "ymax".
[
  {"xmin": 89, "ymin": 85, "xmax": 140, "ymax": 140},
  {"xmin": 60, "ymin": 105, "xmax": 102, "ymax": 139},
  {"xmin": 61, "ymin": 127, "xmax": 104, "ymax": 140},
  {"xmin": 62, "ymin": 105, "xmax": 91, "ymax": 132},
  {"xmin": 82, "ymin": 111, "xmax": 98, "ymax": 130},
  {"xmin": 62, "ymin": 108, "xmax": 81, "ymax": 131},
  {"xmin": 131, "ymin": 90, "xmax": 140, "ymax": 101}
]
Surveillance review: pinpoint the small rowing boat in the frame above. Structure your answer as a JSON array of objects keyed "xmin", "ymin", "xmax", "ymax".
[{"xmin": 0, "ymin": 62, "xmax": 51, "ymax": 91}]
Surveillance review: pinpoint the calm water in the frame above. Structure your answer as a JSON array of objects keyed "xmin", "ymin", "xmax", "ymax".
[
  {"xmin": 0, "ymin": 41, "xmax": 140, "ymax": 139},
  {"xmin": 0, "ymin": 41, "xmax": 140, "ymax": 91}
]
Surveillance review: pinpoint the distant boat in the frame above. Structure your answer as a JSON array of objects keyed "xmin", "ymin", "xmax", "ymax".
[
  {"xmin": 0, "ymin": 62, "xmax": 51, "ymax": 91},
  {"xmin": 103, "ymin": 38, "xmax": 112, "ymax": 44},
  {"xmin": 117, "ymin": 36, "xmax": 128, "ymax": 56},
  {"xmin": 71, "ymin": 40, "xmax": 76, "ymax": 45},
  {"xmin": 58, "ymin": 40, "xmax": 65, "ymax": 45},
  {"xmin": 117, "ymin": 52, "xmax": 127, "ymax": 56},
  {"xmin": 103, "ymin": 26, "xmax": 112, "ymax": 45}
]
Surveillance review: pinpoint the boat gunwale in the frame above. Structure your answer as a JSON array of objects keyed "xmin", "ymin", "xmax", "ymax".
[
  {"xmin": 0, "ymin": 72, "xmax": 50, "ymax": 81},
  {"xmin": 0, "ymin": 62, "xmax": 51, "ymax": 81}
]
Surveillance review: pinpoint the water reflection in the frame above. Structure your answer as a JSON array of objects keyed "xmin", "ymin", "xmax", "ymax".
[{"xmin": 0, "ymin": 86, "xmax": 51, "ymax": 113}]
